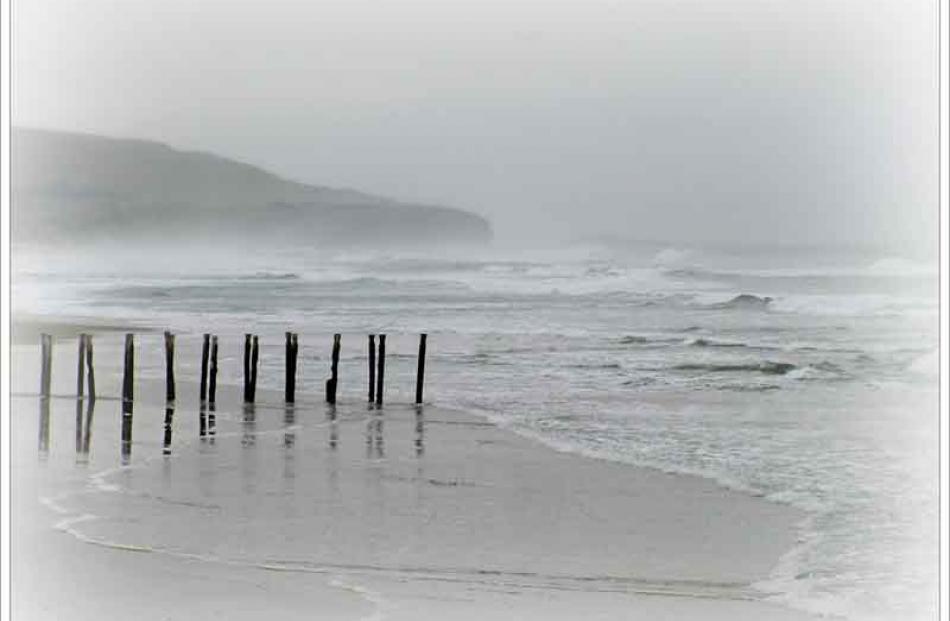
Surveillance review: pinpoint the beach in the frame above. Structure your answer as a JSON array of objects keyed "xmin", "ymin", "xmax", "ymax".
[{"xmin": 9, "ymin": 323, "xmax": 826, "ymax": 620}]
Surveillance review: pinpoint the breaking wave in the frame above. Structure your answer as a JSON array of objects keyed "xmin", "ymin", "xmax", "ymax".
[{"xmin": 673, "ymin": 361, "xmax": 797, "ymax": 375}]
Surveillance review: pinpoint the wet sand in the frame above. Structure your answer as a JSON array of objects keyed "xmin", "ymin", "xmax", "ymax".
[{"xmin": 10, "ymin": 329, "xmax": 822, "ymax": 620}]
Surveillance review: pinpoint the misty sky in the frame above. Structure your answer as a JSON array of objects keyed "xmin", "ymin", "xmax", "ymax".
[{"xmin": 13, "ymin": 0, "xmax": 938, "ymax": 250}]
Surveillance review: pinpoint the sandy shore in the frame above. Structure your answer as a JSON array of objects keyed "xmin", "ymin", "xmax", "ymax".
[{"xmin": 10, "ymin": 327, "xmax": 822, "ymax": 620}]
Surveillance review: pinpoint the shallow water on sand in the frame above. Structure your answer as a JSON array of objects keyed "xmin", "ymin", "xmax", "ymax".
[{"xmin": 13, "ymin": 241, "xmax": 939, "ymax": 620}]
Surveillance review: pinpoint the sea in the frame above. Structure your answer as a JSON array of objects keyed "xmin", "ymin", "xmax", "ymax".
[{"xmin": 12, "ymin": 238, "xmax": 939, "ymax": 620}]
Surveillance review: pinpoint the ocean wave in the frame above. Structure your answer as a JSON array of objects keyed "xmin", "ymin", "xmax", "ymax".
[
  {"xmin": 662, "ymin": 267, "xmax": 736, "ymax": 283},
  {"xmin": 717, "ymin": 383, "xmax": 782, "ymax": 392},
  {"xmin": 619, "ymin": 335, "xmax": 649, "ymax": 344},
  {"xmin": 241, "ymin": 271, "xmax": 301, "ymax": 281},
  {"xmin": 699, "ymin": 294, "xmax": 774, "ymax": 311},
  {"xmin": 673, "ymin": 361, "xmax": 796, "ymax": 375},
  {"xmin": 567, "ymin": 362, "xmax": 623, "ymax": 370},
  {"xmin": 686, "ymin": 337, "xmax": 749, "ymax": 348},
  {"xmin": 619, "ymin": 334, "xmax": 685, "ymax": 347},
  {"xmin": 786, "ymin": 361, "xmax": 850, "ymax": 381}
]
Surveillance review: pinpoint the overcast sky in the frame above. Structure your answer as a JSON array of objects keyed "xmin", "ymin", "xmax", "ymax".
[{"xmin": 13, "ymin": 0, "xmax": 938, "ymax": 250}]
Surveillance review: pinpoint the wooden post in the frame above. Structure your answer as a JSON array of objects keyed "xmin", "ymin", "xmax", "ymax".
[
  {"xmin": 375, "ymin": 334, "xmax": 386, "ymax": 407},
  {"xmin": 243, "ymin": 334, "xmax": 252, "ymax": 403},
  {"xmin": 209, "ymin": 335, "xmax": 218, "ymax": 405},
  {"xmin": 285, "ymin": 332, "xmax": 298, "ymax": 403},
  {"xmin": 368, "ymin": 334, "xmax": 376, "ymax": 403},
  {"xmin": 415, "ymin": 333, "xmax": 427, "ymax": 405},
  {"xmin": 249, "ymin": 335, "xmax": 259, "ymax": 403},
  {"xmin": 121, "ymin": 334, "xmax": 134, "ymax": 464},
  {"xmin": 122, "ymin": 333, "xmax": 134, "ymax": 403},
  {"xmin": 40, "ymin": 333, "xmax": 52, "ymax": 398},
  {"xmin": 200, "ymin": 333, "xmax": 210, "ymax": 403},
  {"xmin": 285, "ymin": 332, "xmax": 292, "ymax": 402},
  {"xmin": 291, "ymin": 333, "xmax": 298, "ymax": 398},
  {"xmin": 326, "ymin": 333, "xmax": 341, "ymax": 404},
  {"xmin": 208, "ymin": 335, "xmax": 218, "ymax": 441},
  {"xmin": 164, "ymin": 331, "xmax": 176, "ymax": 403},
  {"xmin": 76, "ymin": 334, "xmax": 86, "ymax": 398},
  {"xmin": 85, "ymin": 334, "xmax": 96, "ymax": 400}
]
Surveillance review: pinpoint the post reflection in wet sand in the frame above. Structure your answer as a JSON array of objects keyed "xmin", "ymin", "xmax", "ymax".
[
  {"xmin": 121, "ymin": 401, "xmax": 133, "ymax": 465},
  {"xmin": 199, "ymin": 403, "xmax": 207, "ymax": 439},
  {"xmin": 283, "ymin": 404, "xmax": 296, "ymax": 449},
  {"xmin": 240, "ymin": 403, "xmax": 258, "ymax": 494},
  {"xmin": 415, "ymin": 405, "xmax": 425, "ymax": 457},
  {"xmin": 242, "ymin": 403, "xmax": 256, "ymax": 448},
  {"xmin": 366, "ymin": 411, "xmax": 384, "ymax": 459},
  {"xmin": 75, "ymin": 399, "xmax": 83, "ymax": 455},
  {"xmin": 75, "ymin": 397, "xmax": 95, "ymax": 462},
  {"xmin": 327, "ymin": 405, "xmax": 338, "ymax": 451},
  {"xmin": 283, "ymin": 404, "xmax": 296, "ymax": 483},
  {"xmin": 38, "ymin": 396, "xmax": 50, "ymax": 458},
  {"xmin": 163, "ymin": 406, "xmax": 174, "ymax": 456},
  {"xmin": 208, "ymin": 402, "xmax": 216, "ymax": 443}
]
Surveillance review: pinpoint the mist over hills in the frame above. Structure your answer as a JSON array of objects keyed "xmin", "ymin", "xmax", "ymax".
[{"xmin": 12, "ymin": 128, "xmax": 492, "ymax": 247}]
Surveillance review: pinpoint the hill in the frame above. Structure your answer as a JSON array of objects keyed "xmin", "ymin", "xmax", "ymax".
[{"xmin": 12, "ymin": 128, "xmax": 492, "ymax": 247}]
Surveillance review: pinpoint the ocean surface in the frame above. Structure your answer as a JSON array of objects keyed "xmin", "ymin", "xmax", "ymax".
[{"xmin": 13, "ymin": 240, "xmax": 939, "ymax": 620}]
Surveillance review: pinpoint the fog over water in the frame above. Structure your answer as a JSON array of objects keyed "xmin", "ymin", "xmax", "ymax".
[{"xmin": 14, "ymin": 0, "xmax": 938, "ymax": 252}]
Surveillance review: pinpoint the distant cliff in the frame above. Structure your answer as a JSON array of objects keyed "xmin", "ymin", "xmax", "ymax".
[{"xmin": 12, "ymin": 128, "xmax": 492, "ymax": 247}]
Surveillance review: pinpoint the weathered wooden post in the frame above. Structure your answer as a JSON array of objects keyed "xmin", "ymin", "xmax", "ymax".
[
  {"xmin": 207, "ymin": 336, "xmax": 218, "ymax": 441},
  {"xmin": 76, "ymin": 334, "xmax": 86, "ymax": 398},
  {"xmin": 250, "ymin": 335, "xmax": 259, "ymax": 403},
  {"xmin": 122, "ymin": 333, "xmax": 134, "ymax": 404},
  {"xmin": 326, "ymin": 333, "xmax": 341, "ymax": 404},
  {"xmin": 244, "ymin": 334, "xmax": 251, "ymax": 403},
  {"xmin": 164, "ymin": 331, "xmax": 176, "ymax": 403},
  {"xmin": 40, "ymin": 333, "xmax": 52, "ymax": 398},
  {"xmin": 85, "ymin": 335, "xmax": 96, "ymax": 400},
  {"xmin": 200, "ymin": 333, "xmax": 210, "ymax": 403},
  {"xmin": 285, "ymin": 332, "xmax": 298, "ymax": 403},
  {"xmin": 368, "ymin": 334, "xmax": 376, "ymax": 403},
  {"xmin": 121, "ymin": 333, "xmax": 134, "ymax": 465},
  {"xmin": 375, "ymin": 334, "xmax": 386, "ymax": 407},
  {"xmin": 285, "ymin": 332, "xmax": 292, "ymax": 402},
  {"xmin": 415, "ymin": 333, "xmax": 427, "ymax": 405},
  {"xmin": 292, "ymin": 333, "xmax": 298, "ymax": 397},
  {"xmin": 209, "ymin": 335, "xmax": 218, "ymax": 405}
]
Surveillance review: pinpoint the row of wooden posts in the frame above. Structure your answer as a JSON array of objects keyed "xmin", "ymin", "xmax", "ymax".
[{"xmin": 40, "ymin": 331, "xmax": 429, "ymax": 407}]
